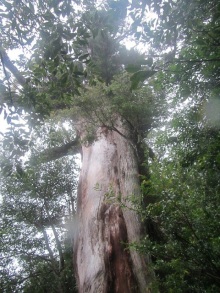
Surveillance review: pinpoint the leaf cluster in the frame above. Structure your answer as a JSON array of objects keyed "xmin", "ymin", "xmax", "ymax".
[
  {"xmin": 73, "ymin": 72, "xmax": 166, "ymax": 145},
  {"xmin": 0, "ymin": 122, "xmax": 78, "ymax": 292},
  {"xmin": 135, "ymin": 103, "xmax": 220, "ymax": 292}
]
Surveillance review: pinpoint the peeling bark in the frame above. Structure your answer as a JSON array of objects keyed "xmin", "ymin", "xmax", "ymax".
[{"xmin": 74, "ymin": 120, "xmax": 153, "ymax": 293}]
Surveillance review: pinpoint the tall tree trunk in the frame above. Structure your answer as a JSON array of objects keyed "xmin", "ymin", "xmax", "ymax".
[{"xmin": 74, "ymin": 120, "xmax": 153, "ymax": 293}]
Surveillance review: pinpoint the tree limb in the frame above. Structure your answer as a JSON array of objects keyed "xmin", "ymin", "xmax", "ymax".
[
  {"xmin": 32, "ymin": 138, "xmax": 81, "ymax": 163},
  {"xmin": 0, "ymin": 46, "xmax": 26, "ymax": 87},
  {"xmin": 44, "ymin": 200, "xmax": 65, "ymax": 272}
]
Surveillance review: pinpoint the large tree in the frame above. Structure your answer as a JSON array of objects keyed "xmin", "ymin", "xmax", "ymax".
[
  {"xmin": 0, "ymin": 1, "xmax": 163, "ymax": 292},
  {"xmin": 2, "ymin": 0, "xmax": 219, "ymax": 291}
]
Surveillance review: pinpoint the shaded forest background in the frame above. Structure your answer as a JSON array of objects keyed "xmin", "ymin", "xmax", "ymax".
[{"xmin": 0, "ymin": 0, "xmax": 220, "ymax": 292}]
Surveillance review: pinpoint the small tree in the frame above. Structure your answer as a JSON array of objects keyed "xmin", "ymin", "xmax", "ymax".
[{"xmin": 0, "ymin": 121, "xmax": 79, "ymax": 292}]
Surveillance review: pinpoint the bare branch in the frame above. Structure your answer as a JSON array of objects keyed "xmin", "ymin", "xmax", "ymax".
[{"xmin": 0, "ymin": 46, "xmax": 26, "ymax": 87}]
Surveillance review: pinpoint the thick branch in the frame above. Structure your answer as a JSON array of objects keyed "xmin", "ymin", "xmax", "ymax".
[
  {"xmin": 51, "ymin": 223, "xmax": 65, "ymax": 271},
  {"xmin": 44, "ymin": 201, "xmax": 65, "ymax": 272},
  {"xmin": 0, "ymin": 46, "xmax": 26, "ymax": 87},
  {"xmin": 33, "ymin": 138, "xmax": 81, "ymax": 163},
  {"xmin": 42, "ymin": 229, "xmax": 54, "ymax": 260}
]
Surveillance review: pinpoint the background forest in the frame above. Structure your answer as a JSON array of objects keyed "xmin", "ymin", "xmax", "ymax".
[{"xmin": 0, "ymin": 0, "xmax": 220, "ymax": 292}]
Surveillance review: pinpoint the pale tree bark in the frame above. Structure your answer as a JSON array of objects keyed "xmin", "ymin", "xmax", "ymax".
[
  {"xmin": 2, "ymin": 52, "xmax": 154, "ymax": 292},
  {"xmin": 74, "ymin": 119, "xmax": 154, "ymax": 293}
]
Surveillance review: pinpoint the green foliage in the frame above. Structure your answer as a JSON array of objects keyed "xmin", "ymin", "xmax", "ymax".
[
  {"xmin": 2, "ymin": 0, "xmax": 220, "ymax": 292},
  {"xmin": 124, "ymin": 4, "xmax": 220, "ymax": 289},
  {"xmin": 0, "ymin": 122, "xmax": 78, "ymax": 292},
  {"xmin": 134, "ymin": 102, "xmax": 220, "ymax": 292},
  {"xmin": 0, "ymin": 0, "xmax": 90, "ymax": 117},
  {"xmin": 22, "ymin": 242, "xmax": 77, "ymax": 293},
  {"xmin": 141, "ymin": 161, "xmax": 220, "ymax": 292},
  {"xmin": 73, "ymin": 72, "xmax": 165, "ymax": 145},
  {"xmin": 129, "ymin": 0, "xmax": 220, "ymax": 99},
  {"xmin": 77, "ymin": 7, "xmax": 128, "ymax": 85}
]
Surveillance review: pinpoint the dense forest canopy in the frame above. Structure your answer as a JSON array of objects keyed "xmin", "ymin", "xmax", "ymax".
[{"xmin": 0, "ymin": 0, "xmax": 220, "ymax": 292}]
